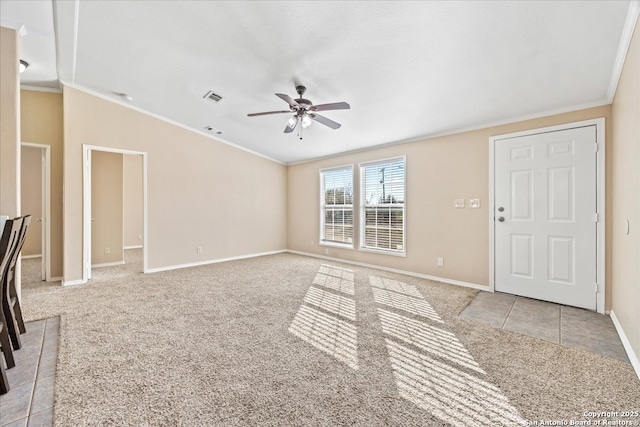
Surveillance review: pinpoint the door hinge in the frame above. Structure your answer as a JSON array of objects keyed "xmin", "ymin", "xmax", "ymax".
[
  {"xmin": 595, "ymin": 283, "xmax": 599, "ymax": 293},
  {"xmin": 594, "ymin": 213, "xmax": 599, "ymax": 223},
  {"xmin": 595, "ymin": 143, "xmax": 599, "ymax": 152}
]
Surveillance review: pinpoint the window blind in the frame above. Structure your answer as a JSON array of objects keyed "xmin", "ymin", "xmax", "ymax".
[
  {"xmin": 360, "ymin": 158, "xmax": 405, "ymax": 254},
  {"xmin": 320, "ymin": 166, "xmax": 354, "ymax": 246}
]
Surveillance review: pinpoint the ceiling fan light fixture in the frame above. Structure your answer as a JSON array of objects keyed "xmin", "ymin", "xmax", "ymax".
[
  {"xmin": 247, "ymin": 85, "xmax": 349, "ymax": 136},
  {"xmin": 19, "ymin": 59, "xmax": 29, "ymax": 73}
]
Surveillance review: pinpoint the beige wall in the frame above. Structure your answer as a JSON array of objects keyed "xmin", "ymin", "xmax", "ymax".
[
  {"xmin": 611, "ymin": 20, "xmax": 640, "ymax": 365},
  {"xmin": 21, "ymin": 146, "xmax": 42, "ymax": 256},
  {"xmin": 21, "ymin": 90, "xmax": 64, "ymax": 278},
  {"xmin": 91, "ymin": 151, "xmax": 124, "ymax": 265},
  {"xmin": 63, "ymin": 86, "xmax": 287, "ymax": 281},
  {"xmin": 0, "ymin": 27, "xmax": 21, "ymax": 296},
  {"xmin": 288, "ymin": 105, "xmax": 612, "ymax": 296},
  {"xmin": 123, "ymin": 154, "xmax": 143, "ymax": 248},
  {"xmin": 0, "ymin": 27, "xmax": 20, "ymax": 218}
]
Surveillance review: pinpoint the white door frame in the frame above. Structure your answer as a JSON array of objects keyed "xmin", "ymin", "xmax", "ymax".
[
  {"xmin": 488, "ymin": 118, "xmax": 606, "ymax": 314},
  {"xmin": 82, "ymin": 144, "xmax": 148, "ymax": 283},
  {"xmin": 21, "ymin": 142, "xmax": 52, "ymax": 282}
]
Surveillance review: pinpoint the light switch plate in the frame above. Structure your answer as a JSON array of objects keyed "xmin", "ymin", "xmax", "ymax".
[
  {"xmin": 469, "ymin": 198, "xmax": 480, "ymax": 208},
  {"xmin": 454, "ymin": 199, "xmax": 465, "ymax": 208}
]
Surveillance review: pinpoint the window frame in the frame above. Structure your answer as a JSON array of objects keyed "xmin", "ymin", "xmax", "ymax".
[
  {"xmin": 319, "ymin": 164, "xmax": 355, "ymax": 250},
  {"xmin": 358, "ymin": 156, "xmax": 406, "ymax": 257}
]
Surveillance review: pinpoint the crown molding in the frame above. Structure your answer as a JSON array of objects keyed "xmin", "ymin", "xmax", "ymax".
[
  {"xmin": 21, "ymin": 85, "xmax": 62, "ymax": 94},
  {"xmin": 607, "ymin": 0, "xmax": 640, "ymax": 102}
]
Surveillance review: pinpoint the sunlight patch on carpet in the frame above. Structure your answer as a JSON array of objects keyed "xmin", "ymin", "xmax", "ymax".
[
  {"xmin": 372, "ymin": 287, "xmax": 443, "ymax": 323},
  {"xmin": 318, "ymin": 264, "xmax": 355, "ymax": 281},
  {"xmin": 371, "ymin": 275, "xmax": 525, "ymax": 426},
  {"xmin": 369, "ymin": 275, "xmax": 423, "ymax": 298},
  {"xmin": 386, "ymin": 340, "xmax": 525, "ymax": 426},
  {"xmin": 313, "ymin": 265, "xmax": 355, "ymax": 295},
  {"xmin": 290, "ymin": 265, "xmax": 358, "ymax": 369},
  {"xmin": 304, "ymin": 286, "xmax": 356, "ymax": 321},
  {"xmin": 289, "ymin": 305, "xmax": 358, "ymax": 370},
  {"xmin": 378, "ymin": 308, "xmax": 483, "ymax": 374}
]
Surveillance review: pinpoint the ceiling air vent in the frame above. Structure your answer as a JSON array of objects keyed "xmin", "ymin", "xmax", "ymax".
[
  {"xmin": 203, "ymin": 90, "xmax": 224, "ymax": 103},
  {"xmin": 204, "ymin": 126, "xmax": 222, "ymax": 135}
]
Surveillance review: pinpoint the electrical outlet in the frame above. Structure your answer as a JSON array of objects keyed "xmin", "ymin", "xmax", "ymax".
[
  {"xmin": 138, "ymin": 234, "xmax": 143, "ymax": 240},
  {"xmin": 469, "ymin": 198, "xmax": 481, "ymax": 208},
  {"xmin": 454, "ymin": 199, "xmax": 465, "ymax": 208},
  {"xmin": 197, "ymin": 246, "xmax": 202, "ymax": 254},
  {"xmin": 325, "ymin": 248, "xmax": 329, "ymax": 255},
  {"xmin": 437, "ymin": 257, "xmax": 444, "ymax": 267},
  {"xmin": 104, "ymin": 247, "xmax": 110, "ymax": 254},
  {"xmin": 310, "ymin": 240, "xmax": 314, "ymax": 246}
]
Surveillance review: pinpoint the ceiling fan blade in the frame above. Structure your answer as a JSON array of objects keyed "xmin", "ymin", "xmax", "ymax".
[
  {"xmin": 247, "ymin": 110, "xmax": 291, "ymax": 117},
  {"xmin": 276, "ymin": 93, "xmax": 301, "ymax": 109},
  {"xmin": 310, "ymin": 113, "xmax": 341, "ymax": 129},
  {"xmin": 310, "ymin": 102, "xmax": 350, "ymax": 112}
]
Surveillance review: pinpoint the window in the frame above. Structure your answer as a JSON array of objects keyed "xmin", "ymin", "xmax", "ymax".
[
  {"xmin": 320, "ymin": 166, "xmax": 354, "ymax": 248},
  {"xmin": 360, "ymin": 157, "xmax": 405, "ymax": 255}
]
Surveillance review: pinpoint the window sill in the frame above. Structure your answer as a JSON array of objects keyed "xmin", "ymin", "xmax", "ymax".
[
  {"xmin": 358, "ymin": 246, "xmax": 406, "ymax": 257},
  {"xmin": 320, "ymin": 241, "xmax": 355, "ymax": 250}
]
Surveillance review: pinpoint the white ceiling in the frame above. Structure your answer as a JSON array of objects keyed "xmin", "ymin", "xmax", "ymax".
[
  {"xmin": 1, "ymin": 1, "xmax": 635, "ymax": 164},
  {"xmin": 0, "ymin": 0, "xmax": 58, "ymax": 88}
]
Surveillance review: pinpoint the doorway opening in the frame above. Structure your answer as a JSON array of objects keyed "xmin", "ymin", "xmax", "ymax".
[
  {"xmin": 20, "ymin": 142, "xmax": 51, "ymax": 284},
  {"xmin": 82, "ymin": 145, "xmax": 148, "ymax": 283}
]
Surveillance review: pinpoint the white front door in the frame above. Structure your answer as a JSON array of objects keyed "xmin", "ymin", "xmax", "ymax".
[{"xmin": 494, "ymin": 125, "xmax": 597, "ymax": 310}]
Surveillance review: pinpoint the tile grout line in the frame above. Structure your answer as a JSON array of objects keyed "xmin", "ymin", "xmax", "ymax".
[
  {"xmin": 26, "ymin": 318, "xmax": 49, "ymax": 423},
  {"xmin": 500, "ymin": 296, "xmax": 518, "ymax": 329},
  {"xmin": 558, "ymin": 306, "xmax": 563, "ymax": 345},
  {"xmin": 2, "ymin": 321, "xmax": 45, "ymax": 427}
]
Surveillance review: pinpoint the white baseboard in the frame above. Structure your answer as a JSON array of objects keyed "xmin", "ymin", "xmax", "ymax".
[
  {"xmin": 610, "ymin": 310, "xmax": 640, "ymax": 382},
  {"xmin": 91, "ymin": 261, "xmax": 125, "ymax": 268},
  {"xmin": 22, "ymin": 254, "xmax": 42, "ymax": 259},
  {"xmin": 287, "ymin": 250, "xmax": 487, "ymax": 291},
  {"xmin": 124, "ymin": 245, "xmax": 143, "ymax": 250},
  {"xmin": 145, "ymin": 249, "xmax": 288, "ymax": 274},
  {"xmin": 62, "ymin": 278, "xmax": 87, "ymax": 287}
]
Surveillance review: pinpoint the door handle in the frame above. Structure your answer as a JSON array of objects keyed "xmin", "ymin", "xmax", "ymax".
[
  {"xmin": 498, "ymin": 207, "xmax": 504, "ymax": 212},
  {"xmin": 498, "ymin": 217, "xmax": 505, "ymax": 222},
  {"xmin": 36, "ymin": 218, "xmax": 44, "ymax": 222}
]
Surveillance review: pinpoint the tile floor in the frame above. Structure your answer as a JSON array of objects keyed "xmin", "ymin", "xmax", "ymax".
[
  {"xmin": 459, "ymin": 291, "xmax": 629, "ymax": 363},
  {"xmin": 0, "ymin": 317, "xmax": 58, "ymax": 427}
]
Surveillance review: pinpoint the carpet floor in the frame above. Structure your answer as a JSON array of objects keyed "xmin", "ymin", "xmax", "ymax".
[{"xmin": 20, "ymin": 253, "xmax": 640, "ymax": 426}]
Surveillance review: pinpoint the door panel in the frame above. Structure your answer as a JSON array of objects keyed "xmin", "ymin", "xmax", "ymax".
[
  {"xmin": 511, "ymin": 170, "xmax": 533, "ymax": 220},
  {"xmin": 548, "ymin": 236, "xmax": 573, "ymax": 283},
  {"xmin": 511, "ymin": 234, "xmax": 533, "ymax": 277},
  {"xmin": 548, "ymin": 167, "xmax": 574, "ymax": 221},
  {"xmin": 495, "ymin": 126, "xmax": 597, "ymax": 310}
]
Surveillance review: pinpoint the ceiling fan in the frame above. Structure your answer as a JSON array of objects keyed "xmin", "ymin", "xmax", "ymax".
[{"xmin": 248, "ymin": 85, "xmax": 350, "ymax": 139}]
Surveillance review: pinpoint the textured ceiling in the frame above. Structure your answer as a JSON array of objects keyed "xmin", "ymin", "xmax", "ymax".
[{"xmin": 2, "ymin": 1, "xmax": 634, "ymax": 163}]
